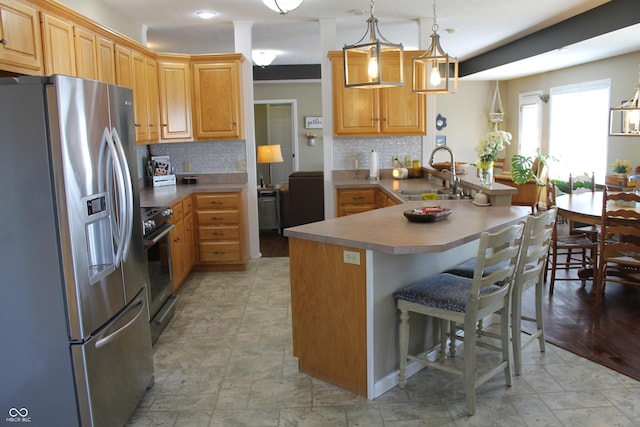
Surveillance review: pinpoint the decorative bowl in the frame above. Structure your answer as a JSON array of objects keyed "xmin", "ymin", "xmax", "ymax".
[{"xmin": 403, "ymin": 207, "xmax": 452, "ymax": 223}]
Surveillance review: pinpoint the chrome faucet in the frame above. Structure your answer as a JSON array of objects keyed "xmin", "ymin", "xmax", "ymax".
[{"xmin": 429, "ymin": 146, "xmax": 460, "ymax": 195}]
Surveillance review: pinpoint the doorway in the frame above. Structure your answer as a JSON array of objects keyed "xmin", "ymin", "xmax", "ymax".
[{"xmin": 254, "ymin": 100, "xmax": 298, "ymax": 186}]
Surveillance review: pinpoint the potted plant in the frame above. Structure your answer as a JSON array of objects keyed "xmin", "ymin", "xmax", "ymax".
[
  {"xmin": 610, "ymin": 159, "xmax": 630, "ymax": 175},
  {"xmin": 510, "ymin": 152, "xmax": 551, "ymax": 185},
  {"xmin": 475, "ymin": 130, "xmax": 512, "ymax": 185}
]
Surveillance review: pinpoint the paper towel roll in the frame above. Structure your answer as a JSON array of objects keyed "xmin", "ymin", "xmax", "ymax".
[{"xmin": 369, "ymin": 150, "xmax": 378, "ymax": 179}]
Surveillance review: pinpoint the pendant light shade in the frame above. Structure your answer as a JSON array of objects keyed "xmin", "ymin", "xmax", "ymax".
[
  {"xmin": 342, "ymin": 0, "xmax": 404, "ymax": 89},
  {"xmin": 262, "ymin": 0, "xmax": 303, "ymax": 15},
  {"xmin": 412, "ymin": 0, "xmax": 458, "ymax": 94},
  {"xmin": 609, "ymin": 65, "xmax": 640, "ymax": 136}
]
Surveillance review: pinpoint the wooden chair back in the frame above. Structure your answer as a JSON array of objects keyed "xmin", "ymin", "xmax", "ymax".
[{"xmin": 596, "ymin": 188, "xmax": 640, "ymax": 305}]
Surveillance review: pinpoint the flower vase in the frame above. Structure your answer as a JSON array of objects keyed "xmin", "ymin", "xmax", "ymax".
[{"xmin": 477, "ymin": 160, "xmax": 494, "ymax": 186}]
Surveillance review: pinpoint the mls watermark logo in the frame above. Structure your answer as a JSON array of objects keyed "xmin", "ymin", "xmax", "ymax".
[{"xmin": 6, "ymin": 407, "xmax": 31, "ymax": 423}]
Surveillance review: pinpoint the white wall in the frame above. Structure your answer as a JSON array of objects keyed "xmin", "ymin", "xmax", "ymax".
[
  {"xmin": 57, "ymin": 0, "xmax": 143, "ymax": 44},
  {"xmin": 432, "ymin": 81, "xmax": 495, "ymax": 165},
  {"xmin": 503, "ymin": 51, "xmax": 640, "ymax": 175}
]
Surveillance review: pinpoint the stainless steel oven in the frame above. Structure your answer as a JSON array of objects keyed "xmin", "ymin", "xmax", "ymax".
[{"xmin": 142, "ymin": 206, "xmax": 178, "ymax": 344}]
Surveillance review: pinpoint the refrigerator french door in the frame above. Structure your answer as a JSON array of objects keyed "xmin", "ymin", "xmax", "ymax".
[{"xmin": 0, "ymin": 75, "xmax": 153, "ymax": 427}]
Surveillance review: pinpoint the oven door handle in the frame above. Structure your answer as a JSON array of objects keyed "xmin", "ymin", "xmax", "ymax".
[{"xmin": 144, "ymin": 224, "xmax": 175, "ymax": 248}]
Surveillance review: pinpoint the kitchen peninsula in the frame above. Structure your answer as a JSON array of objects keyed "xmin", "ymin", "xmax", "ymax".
[{"xmin": 285, "ymin": 196, "xmax": 530, "ymax": 399}]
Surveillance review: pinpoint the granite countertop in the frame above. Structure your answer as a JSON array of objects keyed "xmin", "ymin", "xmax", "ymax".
[
  {"xmin": 284, "ymin": 201, "xmax": 530, "ymax": 254},
  {"xmin": 138, "ymin": 182, "xmax": 246, "ymax": 208},
  {"xmin": 334, "ymin": 167, "xmax": 517, "ymax": 202}
]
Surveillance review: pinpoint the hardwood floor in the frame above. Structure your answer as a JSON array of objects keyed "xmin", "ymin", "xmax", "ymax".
[
  {"xmin": 522, "ymin": 269, "xmax": 640, "ymax": 381},
  {"xmin": 260, "ymin": 226, "xmax": 640, "ymax": 382},
  {"xmin": 259, "ymin": 231, "xmax": 289, "ymax": 257}
]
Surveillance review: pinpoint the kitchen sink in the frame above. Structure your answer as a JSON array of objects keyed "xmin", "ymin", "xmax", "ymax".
[{"xmin": 395, "ymin": 188, "xmax": 468, "ymax": 201}]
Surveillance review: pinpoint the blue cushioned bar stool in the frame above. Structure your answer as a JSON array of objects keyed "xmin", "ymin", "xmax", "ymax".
[
  {"xmin": 444, "ymin": 209, "xmax": 557, "ymax": 375},
  {"xmin": 394, "ymin": 222, "xmax": 525, "ymax": 416}
]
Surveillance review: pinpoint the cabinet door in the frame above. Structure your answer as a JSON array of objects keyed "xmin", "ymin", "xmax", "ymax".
[
  {"xmin": 192, "ymin": 61, "xmax": 243, "ymax": 140},
  {"xmin": 169, "ymin": 218, "xmax": 185, "ymax": 292},
  {"xmin": 114, "ymin": 44, "xmax": 133, "ymax": 88},
  {"xmin": 380, "ymin": 57, "xmax": 426, "ymax": 135},
  {"xmin": 132, "ymin": 51, "xmax": 148, "ymax": 142},
  {"xmin": 96, "ymin": 35, "xmax": 115, "ymax": 84},
  {"xmin": 0, "ymin": 0, "xmax": 42, "ymax": 74},
  {"xmin": 73, "ymin": 26, "xmax": 97, "ymax": 80},
  {"xmin": 41, "ymin": 13, "xmax": 76, "ymax": 76},
  {"xmin": 144, "ymin": 57, "xmax": 160, "ymax": 141},
  {"xmin": 331, "ymin": 55, "xmax": 379, "ymax": 136},
  {"xmin": 158, "ymin": 60, "xmax": 192, "ymax": 140}
]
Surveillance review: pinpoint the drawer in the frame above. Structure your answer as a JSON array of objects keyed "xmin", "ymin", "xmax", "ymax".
[
  {"xmin": 196, "ymin": 210, "xmax": 240, "ymax": 225},
  {"xmin": 199, "ymin": 225, "xmax": 240, "ymax": 241},
  {"xmin": 195, "ymin": 193, "xmax": 240, "ymax": 210},
  {"xmin": 199, "ymin": 242, "xmax": 241, "ymax": 263},
  {"xmin": 337, "ymin": 188, "xmax": 376, "ymax": 205}
]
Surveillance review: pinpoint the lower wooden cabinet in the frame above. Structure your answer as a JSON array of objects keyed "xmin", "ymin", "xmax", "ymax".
[
  {"xmin": 336, "ymin": 188, "xmax": 377, "ymax": 217},
  {"xmin": 194, "ymin": 192, "xmax": 245, "ymax": 270},
  {"xmin": 337, "ymin": 187, "xmax": 399, "ymax": 216},
  {"xmin": 169, "ymin": 195, "xmax": 195, "ymax": 291}
]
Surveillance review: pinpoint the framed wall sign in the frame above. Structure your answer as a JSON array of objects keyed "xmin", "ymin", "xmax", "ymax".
[{"xmin": 305, "ymin": 116, "xmax": 323, "ymax": 129}]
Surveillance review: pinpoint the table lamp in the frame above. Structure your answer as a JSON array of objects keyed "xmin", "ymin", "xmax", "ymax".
[{"xmin": 257, "ymin": 144, "xmax": 284, "ymax": 187}]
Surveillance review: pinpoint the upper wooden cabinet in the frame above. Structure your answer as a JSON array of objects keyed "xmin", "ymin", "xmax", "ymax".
[
  {"xmin": 192, "ymin": 55, "xmax": 243, "ymax": 140},
  {"xmin": 132, "ymin": 50, "xmax": 160, "ymax": 144},
  {"xmin": 157, "ymin": 57, "xmax": 192, "ymax": 140},
  {"xmin": 0, "ymin": 0, "xmax": 42, "ymax": 74},
  {"xmin": 73, "ymin": 25, "xmax": 97, "ymax": 80},
  {"xmin": 95, "ymin": 35, "xmax": 115, "ymax": 84},
  {"xmin": 329, "ymin": 51, "xmax": 426, "ymax": 137},
  {"xmin": 41, "ymin": 12, "xmax": 75, "ymax": 76},
  {"xmin": 114, "ymin": 43, "xmax": 133, "ymax": 88}
]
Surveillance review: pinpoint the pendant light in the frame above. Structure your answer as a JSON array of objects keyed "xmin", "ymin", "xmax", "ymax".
[
  {"xmin": 609, "ymin": 64, "xmax": 640, "ymax": 136},
  {"xmin": 262, "ymin": 0, "xmax": 303, "ymax": 15},
  {"xmin": 342, "ymin": 0, "xmax": 404, "ymax": 89},
  {"xmin": 412, "ymin": 0, "xmax": 458, "ymax": 94}
]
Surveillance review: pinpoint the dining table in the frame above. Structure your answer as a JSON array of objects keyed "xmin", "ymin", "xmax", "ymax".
[
  {"xmin": 555, "ymin": 190, "xmax": 640, "ymax": 224},
  {"xmin": 554, "ymin": 190, "xmax": 640, "ymax": 281}
]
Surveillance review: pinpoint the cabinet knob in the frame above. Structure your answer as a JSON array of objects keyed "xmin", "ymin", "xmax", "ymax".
[
  {"xmin": 212, "ymin": 217, "xmax": 223, "ymax": 221},
  {"xmin": 134, "ymin": 123, "xmax": 141, "ymax": 127},
  {"xmin": 162, "ymin": 123, "xmax": 168, "ymax": 127},
  {"xmin": 0, "ymin": 39, "xmax": 7, "ymax": 46}
]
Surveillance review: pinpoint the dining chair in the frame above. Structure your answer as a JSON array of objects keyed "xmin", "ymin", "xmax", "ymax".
[
  {"xmin": 545, "ymin": 182, "xmax": 598, "ymax": 294},
  {"xmin": 567, "ymin": 172, "xmax": 599, "ymax": 240},
  {"xmin": 444, "ymin": 209, "xmax": 557, "ymax": 376},
  {"xmin": 595, "ymin": 188, "xmax": 640, "ymax": 306},
  {"xmin": 394, "ymin": 222, "xmax": 525, "ymax": 415}
]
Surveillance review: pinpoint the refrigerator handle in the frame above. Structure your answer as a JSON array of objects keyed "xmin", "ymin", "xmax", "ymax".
[
  {"xmin": 103, "ymin": 128, "xmax": 127, "ymax": 267},
  {"xmin": 94, "ymin": 295, "xmax": 146, "ymax": 349},
  {"xmin": 111, "ymin": 128, "xmax": 133, "ymax": 262}
]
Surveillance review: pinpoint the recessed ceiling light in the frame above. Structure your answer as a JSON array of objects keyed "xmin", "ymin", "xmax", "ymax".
[{"xmin": 197, "ymin": 11, "xmax": 216, "ymax": 19}]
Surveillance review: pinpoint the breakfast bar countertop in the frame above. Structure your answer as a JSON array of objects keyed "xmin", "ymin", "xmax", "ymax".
[{"xmin": 284, "ymin": 200, "xmax": 530, "ymax": 254}]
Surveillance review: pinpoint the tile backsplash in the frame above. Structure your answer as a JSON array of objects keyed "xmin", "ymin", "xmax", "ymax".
[
  {"xmin": 333, "ymin": 136, "xmax": 422, "ymax": 170},
  {"xmin": 135, "ymin": 140, "xmax": 246, "ymax": 178}
]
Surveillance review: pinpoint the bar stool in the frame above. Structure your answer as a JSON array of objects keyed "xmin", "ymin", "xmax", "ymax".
[
  {"xmin": 444, "ymin": 209, "xmax": 557, "ymax": 375},
  {"xmin": 394, "ymin": 222, "xmax": 525, "ymax": 415}
]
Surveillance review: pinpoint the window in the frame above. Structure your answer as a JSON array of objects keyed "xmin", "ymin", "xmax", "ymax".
[
  {"xmin": 548, "ymin": 80, "xmax": 610, "ymax": 181},
  {"xmin": 519, "ymin": 91, "xmax": 543, "ymax": 158}
]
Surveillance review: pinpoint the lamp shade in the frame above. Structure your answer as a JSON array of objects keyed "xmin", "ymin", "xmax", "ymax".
[
  {"xmin": 262, "ymin": 0, "xmax": 303, "ymax": 15},
  {"xmin": 257, "ymin": 144, "xmax": 284, "ymax": 164}
]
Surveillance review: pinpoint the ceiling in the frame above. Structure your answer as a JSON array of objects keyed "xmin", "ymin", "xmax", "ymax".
[{"xmin": 99, "ymin": 0, "xmax": 640, "ymax": 80}]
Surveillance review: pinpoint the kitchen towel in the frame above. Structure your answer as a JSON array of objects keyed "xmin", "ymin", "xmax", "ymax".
[{"xmin": 369, "ymin": 150, "xmax": 379, "ymax": 179}]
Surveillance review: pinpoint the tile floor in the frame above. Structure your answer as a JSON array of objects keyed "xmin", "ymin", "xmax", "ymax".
[{"xmin": 127, "ymin": 257, "xmax": 640, "ymax": 426}]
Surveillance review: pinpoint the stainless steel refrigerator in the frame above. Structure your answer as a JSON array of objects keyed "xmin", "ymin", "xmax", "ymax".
[{"xmin": 0, "ymin": 75, "xmax": 153, "ymax": 427}]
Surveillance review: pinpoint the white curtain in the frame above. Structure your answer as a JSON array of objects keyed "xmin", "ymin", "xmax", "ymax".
[{"xmin": 549, "ymin": 80, "xmax": 610, "ymax": 181}]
